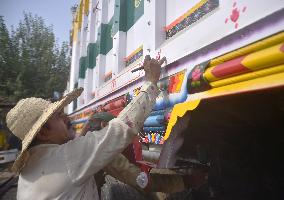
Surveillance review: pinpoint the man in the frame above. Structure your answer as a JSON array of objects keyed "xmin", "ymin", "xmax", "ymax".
[
  {"xmin": 70, "ymin": 112, "xmax": 188, "ymax": 198},
  {"xmin": 79, "ymin": 112, "xmax": 143, "ymax": 196},
  {"xmin": 6, "ymin": 56, "xmax": 165, "ymax": 199}
]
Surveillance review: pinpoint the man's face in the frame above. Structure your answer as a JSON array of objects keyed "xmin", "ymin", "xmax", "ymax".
[
  {"xmin": 61, "ymin": 113, "xmax": 76, "ymax": 140},
  {"xmin": 42, "ymin": 111, "xmax": 71, "ymax": 144}
]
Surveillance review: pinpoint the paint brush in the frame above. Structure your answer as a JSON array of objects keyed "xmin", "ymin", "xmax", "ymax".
[{"xmin": 131, "ymin": 56, "xmax": 166, "ymax": 73}]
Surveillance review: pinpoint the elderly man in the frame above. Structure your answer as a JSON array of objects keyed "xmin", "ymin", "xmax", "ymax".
[{"xmin": 6, "ymin": 56, "xmax": 166, "ymax": 200}]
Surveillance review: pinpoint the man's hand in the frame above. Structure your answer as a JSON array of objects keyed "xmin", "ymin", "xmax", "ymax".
[
  {"xmin": 144, "ymin": 55, "xmax": 166, "ymax": 85},
  {"xmin": 80, "ymin": 111, "xmax": 101, "ymax": 136}
]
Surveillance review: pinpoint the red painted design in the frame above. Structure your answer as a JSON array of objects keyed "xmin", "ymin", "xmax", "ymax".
[
  {"xmin": 192, "ymin": 67, "xmax": 202, "ymax": 81},
  {"xmin": 225, "ymin": 2, "xmax": 247, "ymax": 29},
  {"xmin": 280, "ymin": 44, "xmax": 284, "ymax": 52},
  {"xmin": 230, "ymin": 8, "xmax": 239, "ymax": 22},
  {"xmin": 168, "ymin": 76, "xmax": 178, "ymax": 93},
  {"xmin": 235, "ymin": 23, "xmax": 238, "ymax": 29},
  {"xmin": 111, "ymin": 79, "xmax": 116, "ymax": 90},
  {"xmin": 211, "ymin": 56, "xmax": 250, "ymax": 78},
  {"xmin": 156, "ymin": 49, "xmax": 161, "ymax": 60}
]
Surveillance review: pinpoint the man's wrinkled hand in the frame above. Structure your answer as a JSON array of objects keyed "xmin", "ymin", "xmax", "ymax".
[{"xmin": 143, "ymin": 55, "xmax": 166, "ymax": 85}]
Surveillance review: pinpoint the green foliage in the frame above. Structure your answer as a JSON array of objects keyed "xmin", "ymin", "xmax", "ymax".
[{"xmin": 0, "ymin": 13, "xmax": 70, "ymax": 103}]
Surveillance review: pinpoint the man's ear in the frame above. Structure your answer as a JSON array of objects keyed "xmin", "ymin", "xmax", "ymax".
[
  {"xmin": 101, "ymin": 121, "xmax": 108, "ymax": 128},
  {"xmin": 36, "ymin": 127, "xmax": 50, "ymax": 142}
]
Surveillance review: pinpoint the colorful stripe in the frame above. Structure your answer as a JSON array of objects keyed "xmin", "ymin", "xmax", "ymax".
[
  {"xmin": 165, "ymin": 71, "xmax": 284, "ymax": 140},
  {"xmin": 242, "ymin": 43, "xmax": 284, "ymax": 70},
  {"xmin": 165, "ymin": 0, "xmax": 207, "ymax": 31},
  {"xmin": 210, "ymin": 64, "xmax": 284, "ymax": 87},
  {"xmin": 204, "ymin": 43, "xmax": 284, "ymax": 82},
  {"xmin": 165, "ymin": 0, "xmax": 219, "ymax": 39},
  {"xmin": 168, "ymin": 71, "xmax": 185, "ymax": 93},
  {"xmin": 124, "ymin": 46, "xmax": 143, "ymax": 67},
  {"xmin": 209, "ymin": 32, "xmax": 284, "ymax": 67},
  {"xmin": 210, "ymin": 56, "xmax": 249, "ymax": 78}
]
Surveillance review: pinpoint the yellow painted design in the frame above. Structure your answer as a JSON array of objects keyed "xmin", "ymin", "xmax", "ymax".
[
  {"xmin": 125, "ymin": 45, "xmax": 143, "ymax": 61},
  {"xmin": 192, "ymin": 72, "xmax": 284, "ymax": 101},
  {"xmin": 242, "ymin": 43, "xmax": 284, "ymax": 70},
  {"xmin": 74, "ymin": 123, "xmax": 84, "ymax": 130},
  {"xmin": 166, "ymin": 0, "xmax": 207, "ymax": 30},
  {"xmin": 175, "ymin": 71, "xmax": 185, "ymax": 93},
  {"xmin": 78, "ymin": 0, "xmax": 83, "ymax": 30},
  {"xmin": 151, "ymin": 133, "xmax": 155, "ymax": 143},
  {"xmin": 134, "ymin": 0, "xmax": 142, "ymax": 8},
  {"xmin": 203, "ymin": 66, "xmax": 216, "ymax": 82},
  {"xmin": 210, "ymin": 64, "xmax": 284, "ymax": 87},
  {"xmin": 72, "ymin": 22, "xmax": 79, "ymax": 42},
  {"xmin": 84, "ymin": 0, "xmax": 89, "ymax": 16},
  {"xmin": 204, "ymin": 42, "xmax": 284, "ymax": 82},
  {"xmin": 209, "ymin": 32, "xmax": 284, "ymax": 67},
  {"xmin": 71, "ymin": 0, "xmax": 84, "ymax": 42},
  {"xmin": 165, "ymin": 71, "xmax": 284, "ymax": 140},
  {"xmin": 164, "ymin": 99, "xmax": 200, "ymax": 140}
]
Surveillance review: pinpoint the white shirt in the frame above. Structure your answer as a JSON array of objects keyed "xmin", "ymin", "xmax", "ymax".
[{"xmin": 17, "ymin": 82, "xmax": 159, "ymax": 200}]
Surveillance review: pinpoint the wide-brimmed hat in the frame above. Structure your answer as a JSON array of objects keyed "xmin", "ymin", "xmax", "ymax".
[{"xmin": 6, "ymin": 88, "xmax": 83, "ymax": 172}]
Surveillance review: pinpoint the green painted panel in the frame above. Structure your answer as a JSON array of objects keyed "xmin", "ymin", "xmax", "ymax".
[
  {"xmin": 79, "ymin": 56, "xmax": 87, "ymax": 79},
  {"xmin": 97, "ymin": 24, "xmax": 108, "ymax": 55},
  {"xmin": 87, "ymin": 43, "xmax": 97, "ymax": 69},
  {"xmin": 105, "ymin": 17, "xmax": 114, "ymax": 54},
  {"xmin": 112, "ymin": 0, "xmax": 127, "ymax": 35},
  {"xmin": 97, "ymin": 18, "xmax": 114, "ymax": 55},
  {"xmin": 126, "ymin": 0, "xmax": 144, "ymax": 31}
]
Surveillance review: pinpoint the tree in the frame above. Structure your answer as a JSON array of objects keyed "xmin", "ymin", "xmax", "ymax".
[
  {"xmin": 0, "ymin": 16, "xmax": 19, "ymax": 102},
  {"xmin": 0, "ymin": 13, "xmax": 70, "ymax": 102}
]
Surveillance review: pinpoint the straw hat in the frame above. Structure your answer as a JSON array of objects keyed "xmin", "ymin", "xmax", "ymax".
[{"xmin": 6, "ymin": 88, "xmax": 83, "ymax": 172}]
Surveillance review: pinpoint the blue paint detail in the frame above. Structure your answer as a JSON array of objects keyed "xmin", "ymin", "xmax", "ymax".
[
  {"xmin": 71, "ymin": 118, "xmax": 88, "ymax": 125},
  {"xmin": 143, "ymin": 126, "xmax": 165, "ymax": 132},
  {"xmin": 149, "ymin": 109, "xmax": 166, "ymax": 116},
  {"xmin": 144, "ymin": 115, "xmax": 165, "ymax": 127},
  {"xmin": 155, "ymin": 134, "xmax": 161, "ymax": 144},
  {"xmin": 153, "ymin": 89, "xmax": 187, "ymax": 110}
]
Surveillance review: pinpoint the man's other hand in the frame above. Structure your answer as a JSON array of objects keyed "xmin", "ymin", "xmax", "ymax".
[{"xmin": 144, "ymin": 55, "xmax": 166, "ymax": 85}]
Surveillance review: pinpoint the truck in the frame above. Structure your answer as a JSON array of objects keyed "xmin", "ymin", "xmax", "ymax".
[{"xmin": 68, "ymin": 0, "xmax": 284, "ymax": 199}]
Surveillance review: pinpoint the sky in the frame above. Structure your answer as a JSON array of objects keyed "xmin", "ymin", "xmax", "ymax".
[{"xmin": 0, "ymin": 0, "xmax": 79, "ymax": 44}]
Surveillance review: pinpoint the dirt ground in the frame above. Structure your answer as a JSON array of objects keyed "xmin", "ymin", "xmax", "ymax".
[{"xmin": 0, "ymin": 164, "xmax": 17, "ymax": 200}]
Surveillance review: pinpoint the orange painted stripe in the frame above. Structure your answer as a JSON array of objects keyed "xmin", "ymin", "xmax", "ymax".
[
  {"xmin": 165, "ymin": 0, "xmax": 207, "ymax": 31},
  {"xmin": 124, "ymin": 46, "xmax": 143, "ymax": 61}
]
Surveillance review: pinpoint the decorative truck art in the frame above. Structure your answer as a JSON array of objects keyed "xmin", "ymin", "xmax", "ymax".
[{"xmin": 67, "ymin": 0, "xmax": 284, "ymax": 198}]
